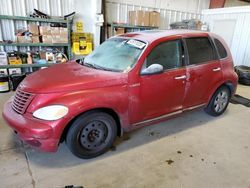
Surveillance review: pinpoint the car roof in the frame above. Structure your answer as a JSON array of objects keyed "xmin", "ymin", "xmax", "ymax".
[{"xmin": 115, "ymin": 29, "xmax": 212, "ymax": 44}]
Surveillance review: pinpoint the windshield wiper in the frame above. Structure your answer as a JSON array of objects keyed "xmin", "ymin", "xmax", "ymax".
[
  {"xmin": 84, "ymin": 62, "xmax": 97, "ymax": 69},
  {"xmin": 93, "ymin": 64, "xmax": 120, "ymax": 72},
  {"xmin": 83, "ymin": 62, "xmax": 120, "ymax": 72}
]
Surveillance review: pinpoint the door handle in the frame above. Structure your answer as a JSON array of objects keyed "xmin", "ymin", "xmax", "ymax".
[
  {"xmin": 213, "ymin": 67, "xmax": 221, "ymax": 72},
  {"xmin": 174, "ymin": 75, "xmax": 186, "ymax": 80}
]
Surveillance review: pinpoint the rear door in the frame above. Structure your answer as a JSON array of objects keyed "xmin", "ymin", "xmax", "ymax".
[{"xmin": 183, "ymin": 36, "xmax": 223, "ymax": 108}]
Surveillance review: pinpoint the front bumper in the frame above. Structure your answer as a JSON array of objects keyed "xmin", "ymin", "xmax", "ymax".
[{"xmin": 2, "ymin": 99, "xmax": 65, "ymax": 152}]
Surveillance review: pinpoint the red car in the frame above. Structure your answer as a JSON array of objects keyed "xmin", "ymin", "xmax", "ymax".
[{"xmin": 3, "ymin": 30, "xmax": 238, "ymax": 159}]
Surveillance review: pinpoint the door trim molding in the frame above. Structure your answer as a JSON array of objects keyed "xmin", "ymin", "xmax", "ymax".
[
  {"xmin": 132, "ymin": 103, "xmax": 206, "ymax": 126},
  {"xmin": 183, "ymin": 103, "xmax": 206, "ymax": 111},
  {"xmin": 133, "ymin": 110, "xmax": 182, "ymax": 126}
]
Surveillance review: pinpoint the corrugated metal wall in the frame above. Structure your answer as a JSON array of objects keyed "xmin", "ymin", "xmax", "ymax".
[
  {"xmin": 106, "ymin": 1, "xmax": 201, "ymax": 30},
  {"xmin": 202, "ymin": 6, "xmax": 250, "ymax": 66},
  {"xmin": 106, "ymin": 0, "xmax": 210, "ymax": 13},
  {"xmin": 0, "ymin": 0, "xmax": 73, "ymax": 52}
]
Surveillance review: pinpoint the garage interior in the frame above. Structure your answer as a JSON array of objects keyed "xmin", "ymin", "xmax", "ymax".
[{"xmin": 1, "ymin": 0, "xmax": 250, "ymax": 188}]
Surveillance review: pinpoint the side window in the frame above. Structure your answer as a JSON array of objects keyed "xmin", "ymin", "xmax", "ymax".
[
  {"xmin": 185, "ymin": 37, "xmax": 215, "ymax": 65},
  {"xmin": 214, "ymin": 39, "xmax": 227, "ymax": 59},
  {"xmin": 145, "ymin": 40, "xmax": 183, "ymax": 70}
]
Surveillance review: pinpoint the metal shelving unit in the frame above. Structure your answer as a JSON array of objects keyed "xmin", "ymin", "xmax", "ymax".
[
  {"xmin": 0, "ymin": 63, "xmax": 59, "ymax": 69},
  {"xmin": 0, "ymin": 15, "xmax": 73, "ymax": 69},
  {"xmin": 0, "ymin": 43, "xmax": 68, "ymax": 47},
  {"xmin": 0, "ymin": 15, "xmax": 68, "ymax": 23}
]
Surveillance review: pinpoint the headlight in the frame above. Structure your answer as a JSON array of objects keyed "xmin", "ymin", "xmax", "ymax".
[{"xmin": 33, "ymin": 105, "xmax": 69, "ymax": 121}]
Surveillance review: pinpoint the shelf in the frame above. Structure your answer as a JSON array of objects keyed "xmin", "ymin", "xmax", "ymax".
[
  {"xmin": 0, "ymin": 42, "xmax": 69, "ymax": 47},
  {"xmin": 0, "ymin": 15, "xmax": 69, "ymax": 23},
  {"xmin": 110, "ymin": 23, "xmax": 158, "ymax": 36},
  {"xmin": 0, "ymin": 63, "xmax": 62, "ymax": 69},
  {"xmin": 111, "ymin": 23, "xmax": 158, "ymax": 30}
]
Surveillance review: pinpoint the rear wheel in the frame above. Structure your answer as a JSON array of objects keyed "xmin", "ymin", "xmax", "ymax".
[
  {"xmin": 66, "ymin": 111, "xmax": 117, "ymax": 159},
  {"xmin": 205, "ymin": 86, "xmax": 230, "ymax": 116}
]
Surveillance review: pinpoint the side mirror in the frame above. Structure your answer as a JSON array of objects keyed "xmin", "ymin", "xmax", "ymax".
[{"xmin": 141, "ymin": 64, "xmax": 164, "ymax": 75}]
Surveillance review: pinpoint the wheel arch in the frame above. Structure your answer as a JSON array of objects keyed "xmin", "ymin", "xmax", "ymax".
[
  {"xmin": 223, "ymin": 82, "xmax": 235, "ymax": 96},
  {"xmin": 60, "ymin": 108, "xmax": 123, "ymax": 143},
  {"xmin": 207, "ymin": 81, "xmax": 234, "ymax": 106}
]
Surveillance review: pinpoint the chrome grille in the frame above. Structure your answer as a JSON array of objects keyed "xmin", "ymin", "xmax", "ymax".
[{"xmin": 12, "ymin": 88, "xmax": 34, "ymax": 114}]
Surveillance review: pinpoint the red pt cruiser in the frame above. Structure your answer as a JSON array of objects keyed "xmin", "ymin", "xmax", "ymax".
[{"xmin": 3, "ymin": 30, "xmax": 238, "ymax": 159}]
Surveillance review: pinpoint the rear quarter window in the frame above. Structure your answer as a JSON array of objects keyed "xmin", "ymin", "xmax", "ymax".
[
  {"xmin": 214, "ymin": 39, "xmax": 227, "ymax": 59},
  {"xmin": 185, "ymin": 37, "xmax": 215, "ymax": 65}
]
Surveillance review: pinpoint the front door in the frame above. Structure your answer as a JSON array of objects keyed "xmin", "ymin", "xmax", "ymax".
[{"xmin": 133, "ymin": 39, "xmax": 187, "ymax": 123}]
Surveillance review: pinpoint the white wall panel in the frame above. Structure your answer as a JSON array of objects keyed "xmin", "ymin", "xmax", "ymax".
[
  {"xmin": 202, "ymin": 6, "xmax": 250, "ymax": 66},
  {"xmin": 25, "ymin": 0, "xmax": 38, "ymax": 14},
  {"xmin": 106, "ymin": 1, "xmax": 201, "ymax": 30},
  {"xmin": 108, "ymin": 0, "xmax": 210, "ymax": 13}
]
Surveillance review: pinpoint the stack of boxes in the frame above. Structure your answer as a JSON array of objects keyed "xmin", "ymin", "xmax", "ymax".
[
  {"xmin": 40, "ymin": 26, "xmax": 52, "ymax": 43},
  {"xmin": 16, "ymin": 24, "xmax": 68, "ymax": 44},
  {"xmin": 129, "ymin": 10, "xmax": 160, "ymax": 27},
  {"xmin": 17, "ymin": 24, "xmax": 40, "ymax": 43},
  {"xmin": 115, "ymin": 10, "xmax": 160, "ymax": 35},
  {"xmin": 29, "ymin": 24, "xmax": 40, "ymax": 43},
  {"xmin": 40, "ymin": 25, "xmax": 68, "ymax": 44}
]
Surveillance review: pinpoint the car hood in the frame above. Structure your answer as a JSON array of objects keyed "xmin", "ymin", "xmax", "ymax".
[{"xmin": 19, "ymin": 62, "xmax": 128, "ymax": 93}]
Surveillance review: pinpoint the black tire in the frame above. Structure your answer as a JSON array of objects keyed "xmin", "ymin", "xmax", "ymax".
[
  {"xmin": 66, "ymin": 111, "xmax": 117, "ymax": 159},
  {"xmin": 235, "ymin": 65, "xmax": 250, "ymax": 85},
  {"xmin": 239, "ymin": 78, "xmax": 250, "ymax": 86},
  {"xmin": 205, "ymin": 86, "xmax": 231, "ymax": 117}
]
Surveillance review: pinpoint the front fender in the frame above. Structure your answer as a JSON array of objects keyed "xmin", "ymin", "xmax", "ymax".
[{"xmin": 28, "ymin": 85, "xmax": 129, "ymax": 132}]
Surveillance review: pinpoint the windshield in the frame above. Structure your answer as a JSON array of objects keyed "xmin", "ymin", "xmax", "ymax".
[{"xmin": 84, "ymin": 38, "xmax": 146, "ymax": 72}]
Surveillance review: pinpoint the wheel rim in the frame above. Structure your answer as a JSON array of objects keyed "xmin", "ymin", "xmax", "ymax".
[
  {"xmin": 79, "ymin": 120, "xmax": 108, "ymax": 150},
  {"xmin": 214, "ymin": 90, "xmax": 229, "ymax": 113}
]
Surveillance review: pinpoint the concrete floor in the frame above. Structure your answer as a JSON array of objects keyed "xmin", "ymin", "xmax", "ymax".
[{"xmin": 0, "ymin": 85, "xmax": 250, "ymax": 188}]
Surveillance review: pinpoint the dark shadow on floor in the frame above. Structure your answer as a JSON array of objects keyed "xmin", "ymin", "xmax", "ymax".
[{"xmin": 7, "ymin": 106, "xmax": 227, "ymax": 168}]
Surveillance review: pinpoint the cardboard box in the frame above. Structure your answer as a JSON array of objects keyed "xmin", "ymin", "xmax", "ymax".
[
  {"xmin": 32, "ymin": 36, "xmax": 40, "ymax": 43},
  {"xmin": 129, "ymin": 11, "xmax": 150, "ymax": 26},
  {"xmin": 7, "ymin": 52, "xmax": 22, "ymax": 65},
  {"xmin": 8, "ymin": 57, "xmax": 22, "ymax": 65},
  {"xmin": 60, "ymin": 35, "xmax": 68, "ymax": 43},
  {"xmin": 60, "ymin": 27, "xmax": 68, "ymax": 35},
  {"xmin": 149, "ymin": 11, "xmax": 160, "ymax": 27},
  {"xmin": 52, "ymin": 35, "xmax": 60, "ymax": 43},
  {"xmin": 42, "ymin": 35, "xmax": 52, "ymax": 43},
  {"xmin": 29, "ymin": 24, "xmax": 39, "ymax": 35},
  {"xmin": 51, "ymin": 27, "xmax": 60, "ymax": 35},
  {"xmin": 39, "ymin": 26, "xmax": 51, "ymax": 35},
  {"xmin": 17, "ymin": 36, "xmax": 32, "ymax": 43},
  {"xmin": 115, "ymin": 28, "xmax": 125, "ymax": 35},
  {"xmin": 49, "ymin": 33, "xmax": 68, "ymax": 43}
]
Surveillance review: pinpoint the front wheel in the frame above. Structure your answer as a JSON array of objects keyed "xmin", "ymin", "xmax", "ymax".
[
  {"xmin": 205, "ymin": 86, "xmax": 230, "ymax": 116},
  {"xmin": 66, "ymin": 111, "xmax": 117, "ymax": 159}
]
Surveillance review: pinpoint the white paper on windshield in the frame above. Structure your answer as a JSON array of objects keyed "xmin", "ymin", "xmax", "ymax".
[{"xmin": 127, "ymin": 39, "xmax": 146, "ymax": 49}]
